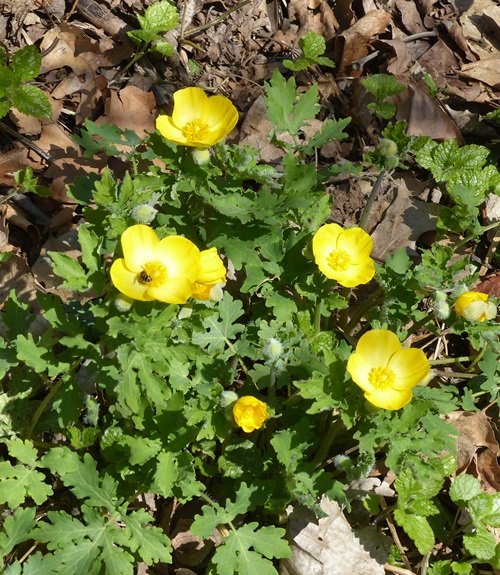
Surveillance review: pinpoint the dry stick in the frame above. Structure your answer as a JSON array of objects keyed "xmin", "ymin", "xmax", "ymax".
[
  {"xmin": 182, "ymin": 0, "xmax": 253, "ymax": 37},
  {"xmin": 380, "ymin": 496, "xmax": 413, "ymax": 572},
  {"xmin": 0, "ymin": 121, "xmax": 54, "ymax": 164},
  {"xmin": 384, "ymin": 566, "xmax": 418, "ymax": 575}
]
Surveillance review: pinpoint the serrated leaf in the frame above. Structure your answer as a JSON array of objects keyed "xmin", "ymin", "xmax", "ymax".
[
  {"xmin": 154, "ymin": 451, "xmax": 178, "ymax": 497},
  {"xmin": 394, "ymin": 509, "xmax": 434, "ymax": 554},
  {"xmin": 0, "ymin": 98, "xmax": 10, "ymax": 118},
  {"xmin": 125, "ymin": 509, "xmax": 172, "ymax": 564},
  {"xmin": 7, "ymin": 438, "xmax": 39, "ymax": 468},
  {"xmin": 11, "ymin": 45, "xmax": 41, "ymax": 82},
  {"xmin": 0, "ymin": 461, "xmax": 53, "ymax": 508},
  {"xmin": 211, "ymin": 523, "xmax": 290, "ymax": 575},
  {"xmin": 449, "ymin": 475, "xmax": 482, "ymax": 505},
  {"xmin": 303, "ymin": 117, "xmax": 351, "ymax": 153},
  {"xmin": 11, "ymin": 85, "xmax": 52, "ymax": 118},
  {"xmin": 60, "ymin": 453, "xmax": 122, "ymax": 512},
  {"xmin": 137, "ymin": 0, "xmax": 179, "ymax": 34},
  {"xmin": 191, "ymin": 483, "xmax": 258, "ymax": 538},
  {"xmin": 0, "ymin": 507, "xmax": 36, "ymax": 557},
  {"xmin": 361, "ymin": 74, "xmax": 405, "ymax": 101},
  {"xmin": 152, "ymin": 41, "xmax": 174, "ymax": 56},
  {"xmin": 48, "ymin": 251, "xmax": 89, "ymax": 291},
  {"xmin": 192, "ymin": 294, "xmax": 244, "ymax": 354},
  {"xmin": 5, "ymin": 552, "xmax": 60, "ymax": 575},
  {"xmin": 462, "ymin": 529, "xmax": 497, "ymax": 560},
  {"xmin": 299, "ymin": 31, "xmax": 326, "ymax": 59},
  {"xmin": 469, "ymin": 493, "xmax": 500, "ymax": 527}
]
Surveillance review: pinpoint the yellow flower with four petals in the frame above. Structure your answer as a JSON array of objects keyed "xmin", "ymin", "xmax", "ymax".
[
  {"xmin": 313, "ymin": 223, "xmax": 375, "ymax": 288},
  {"xmin": 156, "ymin": 87, "xmax": 239, "ymax": 149},
  {"xmin": 347, "ymin": 330, "xmax": 430, "ymax": 410},
  {"xmin": 110, "ymin": 224, "xmax": 226, "ymax": 304}
]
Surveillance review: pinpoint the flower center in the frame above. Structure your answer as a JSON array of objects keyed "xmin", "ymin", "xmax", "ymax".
[
  {"xmin": 182, "ymin": 119, "xmax": 210, "ymax": 141},
  {"xmin": 327, "ymin": 249, "xmax": 351, "ymax": 271},
  {"xmin": 138, "ymin": 261, "xmax": 168, "ymax": 288},
  {"xmin": 368, "ymin": 366, "xmax": 396, "ymax": 390}
]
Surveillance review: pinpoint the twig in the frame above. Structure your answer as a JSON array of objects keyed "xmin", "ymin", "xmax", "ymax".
[
  {"xmin": 384, "ymin": 565, "xmax": 418, "ymax": 575},
  {"xmin": 0, "ymin": 121, "xmax": 54, "ymax": 164},
  {"xmin": 380, "ymin": 496, "xmax": 413, "ymax": 572},
  {"xmin": 183, "ymin": 0, "xmax": 252, "ymax": 37}
]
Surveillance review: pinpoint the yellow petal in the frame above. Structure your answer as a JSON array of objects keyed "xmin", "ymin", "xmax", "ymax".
[
  {"xmin": 147, "ymin": 278, "xmax": 195, "ymax": 304},
  {"xmin": 389, "ymin": 348, "xmax": 430, "ymax": 390},
  {"xmin": 156, "ymin": 236, "xmax": 201, "ymax": 282},
  {"xmin": 121, "ymin": 225, "xmax": 159, "ymax": 272},
  {"xmin": 337, "ymin": 227, "xmax": 373, "ymax": 261},
  {"xmin": 233, "ymin": 396, "xmax": 269, "ymax": 432},
  {"xmin": 454, "ymin": 291, "xmax": 488, "ymax": 318},
  {"xmin": 364, "ymin": 387, "xmax": 413, "ymax": 410},
  {"xmin": 347, "ymin": 352, "xmax": 375, "ymax": 393},
  {"xmin": 171, "ymin": 87, "xmax": 209, "ymax": 127},
  {"xmin": 110, "ymin": 259, "xmax": 154, "ymax": 301},
  {"xmin": 156, "ymin": 115, "xmax": 188, "ymax": 146},
  {"xmin": 334, "ymin": 259, "xmax": 375, "ymax": 288},
  {"xmin": 356, "ymin": 330, "xmax": 401, "ymax": 367},
  {"xmin": 203, "ymin": 95, "xmax": 239, "ymax": 145},
  {"xmin": 197, "ymin": 247, "xmax": 226, "ymax": 284},
  {"xmin": 312, "ymin": 223, "xmax": 342, "ymax": 260}
]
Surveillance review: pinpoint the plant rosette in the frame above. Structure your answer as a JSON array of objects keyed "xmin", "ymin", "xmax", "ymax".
[{"xmin": 347, "ymin": 329, "xmax": 431, "ymax": 410}]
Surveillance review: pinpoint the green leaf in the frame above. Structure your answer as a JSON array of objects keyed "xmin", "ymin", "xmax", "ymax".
[
  {"xmin": 462, "ymin": 529, "xmax": 497, "ymax": 560},
  {"xmin": 153, "ymin": 451, "xmax": 178, "ymax": 497},
  {"xmin": 449, "ymin": 475, "xmax": 482, "ymax": 505},
  {"xmin": 0, "ymin": 460, "xmax": 53, "ymax": 508},
  {"xmin": 264, "ymin": 70, "xmax": 319, "ymax": 137},
  {"xmin": 468, "ymin": 493, "xmax": 500, "ymax": 527},
  {"xmin": 125, "ymin": 509, "xmax": 172, "ymax": 564},
  {"xmin": 136, "ymin": 0, "xmax": 179, "ymax": 34},
  {"xmin": 11, "ymin": 45, "xmax": 41, "ymax": 82},
  {"xmin": 393, "ymin": 509, "xmax": 434, "ymax": 554},
  {"xmin": 191, "ymin": 483, "xmax": 259, "ymax": 538},
  {"xmin": 48, "ymin": 251, "xmax": 89, "ymax": 291},
  {"xmin": 303, "ymin": 117, "xmax": 351, "ymax": 154},
  {"xmin": 361, "ymin": 73, "xmax": 405, "ymax": 101},
  {"xmin": 0, "ymin": 506, "xmax": 36, "ymax": 557},
  {"xmin": 151, "ymin": 41, "xmax": 174, "ymax": 56},
  {"xmin": 211, "ymin": 523, "xmax": 291, "ymax": 575},
  {"xmin": 192, "ymin": 294, "xmax": 245, "ymax": 354},
  {"xmin": 11, "ymin": 85, "xmax": 52, "ymax": 118},
  {"xmin": 0, "ymin": 98, "xmax": 10, "ymax": 118},
  {"xmin": 299, "ymin": 31, "xmax": 327, "ymax": 59}
]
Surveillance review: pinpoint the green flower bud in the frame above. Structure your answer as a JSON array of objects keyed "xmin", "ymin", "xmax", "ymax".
[
  {"xmin": 114, "ymin": 294, "xmax": 134, "ymax": 312},
  {"xmin": 131, "ymin": 204, "xmax": 158, "ymax": 224},
  {"xmin": 378, "ymin": 139, "xmax": 398, "ymax": 157},
  {"xmin": 263, "ymin": 338, "xmax": 284, "ymax": 359},
  {"xmin": 220, "ymin": 390, "xmax": 238, "ymax": 407},
  {"xmin": 193, "ymin": 148, "xmax": 211, "ymax": 165}
]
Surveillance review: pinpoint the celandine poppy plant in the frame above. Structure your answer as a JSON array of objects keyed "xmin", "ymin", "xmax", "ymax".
[
  {"xmin": 454, "ymin": 291, "xmax": 497, "ymax": 322},
  {"xmin": 312, "ymin": 223, "xmax": 375, "ymax": 288},
  {"xmin": 156, "ymin": 87, "xmax": 239, "ymax": 149},
  {"xmin": 347, "ymin": 330, "xmax": 430, "ymax": 410},
  {"xmin": 110, "ymin": 225, "xmax": 226, "ymax": 305},
  {"xmin": 233, "ymin": 396, "xmax": 269, "ymax": 433}
]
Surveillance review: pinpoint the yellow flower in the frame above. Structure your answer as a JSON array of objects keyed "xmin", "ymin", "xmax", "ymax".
[
  {"xmin": 233, "ymin": 396, "xmax": 269, "ymax": 432},
  {"xmin": 347, "ymin": 330, "xmax": 430, "ymax": 410},
  {"xmin": 156, "ymin": 87, "xmax": 239, "ymax": 149},
  {"xmin": 312, "ymin": 223, "xmax": 375, "ymax": 288},
  {"xmin": 192, "ymin": 247, "xmax": 227, "ymax": 301},
  {"xmin": 454, "ymin": 291, "xmax": 497, "ymax": 322}
]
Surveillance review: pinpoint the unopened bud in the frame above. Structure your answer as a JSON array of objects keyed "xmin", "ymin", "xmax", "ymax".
[
  {"xmin": 114, "ymin": 294, "xmax": 134, "ymax": 312},
  {"xmin": 131, "ymin": 204, "xmax": 158, "ymax": 224},
  {"xmin": 193, "ymin": 148, "xmax": 211, "ymax": 165},
  {"xmin": 264, "ymin": 338, "xmax": 284, "ymax": 359},
  {"xmin": 378, "ymin": 139, "xmax": 398, "ymax": 157}
]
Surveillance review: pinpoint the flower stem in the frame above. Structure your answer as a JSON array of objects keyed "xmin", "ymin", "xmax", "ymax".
[
  {"xmin": 346, "ymin": 289, "xmax": 383, "ymax": 335},
  {"xmin": 314, "ymin": 299, "xmax": 322, "ymax": 333},
  {"xmin": 311, "ymin": 416, "xmax": 343, "ymax": 469},
  {"xmin": 405, "ymin": 313, "xmax": 436, "ymax": 337},
  {"xmin": 359, "ymin": 170, "xmax": 386, "ymax": 231},
  {"xmin": 429, "ymin": 355, "xmax": 477, "ymax": 365}
]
